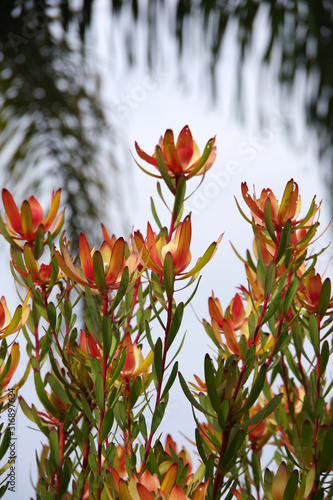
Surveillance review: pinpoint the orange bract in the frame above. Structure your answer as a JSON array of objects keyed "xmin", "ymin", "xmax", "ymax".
[
  {"xmin": 0, "ymin": 295, "xmax": 30, "ymax": 340},
  {"xmin": 135, "ymin": 125, "xmax": 216, "ymax": 179},
  {"xmin": 134, "ymin": 216, "xmax": 222, "ymax": 279},
  {"xmin": 1, "ymin": 188, "xmax": 64, "ymax": 245},
  {"xmin": 241, "ymin": 179, "xmax": 320, "ymax": 231},
  {"xmin": 119, "ymin": 332, "xmax": 153, "ymax": 381},
  {"xmin": 54, "ymin": 226, "xmax": 141, "ymax": 298}
]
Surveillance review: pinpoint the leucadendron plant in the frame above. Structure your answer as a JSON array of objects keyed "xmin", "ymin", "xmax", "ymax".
[{"xmin": 0, "ymin": 124, "xmax": 332, "ymax": 500}]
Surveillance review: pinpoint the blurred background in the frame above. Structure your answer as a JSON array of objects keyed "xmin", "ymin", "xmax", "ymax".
[{"xmin": 1, "ymin": 1, "xmax": 333, "ymax": 497}]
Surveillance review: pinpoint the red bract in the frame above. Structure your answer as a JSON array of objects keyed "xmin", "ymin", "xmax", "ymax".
[
  {"xmin": 135, "ymin": 125, "xmax": 216, "ymax": 179},
  {"xmin": 55, "ymin": 227, "xmax": 142, "ymax": 298},
  {"xmin": 298, "ymin": 272, "xmax": 333, "ymax": 317},
  {"xmin": 241, "ymin": 179, "xmax": 320, "ymax": 231},
  {"xmin": 134, "ymin": 216, "xmax": 222, "ymax": 279},
  {"xmin": 1, "ymin": 188, "xmax": 64, "ymax": 245},
  {"xmin": 0, "ymin": 295, "xmax": 30, "ymax": 340}
]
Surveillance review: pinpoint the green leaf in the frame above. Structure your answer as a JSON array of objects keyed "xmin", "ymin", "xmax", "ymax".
[
  {"xmin": 283, "ymin": 470, "xmax": 298, "ymax": 500},
  {"xmin": 80, "ymin": 394, "xmax": 96, "ymax": 426},
  {"xmin": 204, "ymin": 354, "xmax": 220, "ymax": 412},
  {"xmin": 151, "ymin": 402, "xmax": 166, "ymax": 434},
  {"xmin": 173, "ymin": 176, "xmax": 186, "ymax": 223},
  {"xmin": 238, "ymin": 393, "xmax": 283, "ymax": 428},
  {"xmin": 272, "ymin": 330, "xmax": 289, "ymax": 356},
  {"xmin": 139, "ymin": 414, "xmax": 147, "ymax": 441},
  {"xmin": 94, "ymin": 372, "xmax": 104, "ymax": 411},
  {"xmin": 314, "ymin": 397, "xmax": 325, "ymax": 420},
  {"xmin": 163, "ymin": 252, "xmax": 174, "ymax": 301},
  {"xmin": 308, "ymin": 314, "xmax": 319, "ymax": 354},
  {"xmin": 238, "ymin": 364, "xmax": 267, "ymax": 416},
  {"xmin": 195, "ymin": 427, "xmax": 208, "ymax": 464},
  {"xmin": 110, "ymin": 266, "xmax": 129, "ymax": 312},
  {"xmin": 151, "ymin": 272, "xmax": 167, "ymax": 309},
  {"xmin": 64, "ymin": 300, "xmax": 72, "ymax": 326},
  {"xmin": 318, "ymin": 425, "xmax": 333, "ymax": 472},
  {"xmin": 85, "ymin": 285, "xmax": 102, "ymax": 329},
  {"xmin": 300, "ymin": 420, "xmax": 313, "ymax": 466},
  {"xmin": 49, "ymin": 428, "xmax": 60, "ymax": 473},
  {"xmin": 264, "ymin": 198, "xmax": 277, "ymax": 242},
  {"xmin": 100, "ymin": 408, "xmax": 114, "ymax": 442},
  {"xmin": 320, "ymin": 341, "xmax": 329, "ymax": 378},
  {"xmin": 156, "ymin": 147, "xmax": 175, "ymax": 193},
  {"xmin": 153, "ymin": 337, "xmax": 163, "ymax": 385},
  {"xmin": 128, "ymin": 377, "xmax": 142, "ymax": 409},
  {"xmin": 93, "ymin": 251, "xmax": 106, "ymax": 297},
  {"xmin": 145, "ymin": 320, "xmax": 154, "ymax": 350},
  {"xmin": 166, "ymin": 302, "xmax": 184, "ymax": 351},
  {"xmin": 220, "ymin": 429, "xmax": 245, "ymax": 472},
  {"xmin": 218, "ymin": 400, "xmax": 230, "ymax": 431},
  {"xmin": 161, "ymin": 361, "xmax": 178, "ymax": 401},
  {"xmin": 0, "ymin": 427, "xmax": 10, "ymax": 462},
  {"xmin": 282, "ymin": 278, "xmax": 300, "ymax": 314},
  {"xmin": 34, "ymin": 370, "xmax": 59, "ymax": 418},
  {"xmin": 276, "ymin": 219, "xmax": 292, "ymax": 262},
  {"xmin": 47, "ymin": 302, "xmax": 57, "ymax": 331},
  {"xmin": 264, "ymin": 468, "xmax": 274, "ymax": 497},
  {"xmin": 46, "ymin": 374, "xmax": 71, "ymax": 405},
  {"xmin": 252, "ymin": 452, "xmax": 261, "ymax": 490},
  {"xmin": 108, "ymin": 348, "xmax": 126, "ymax": 389},
  {"xmin": 318, "ymin": 278, "xmax": 331, "ymax": 318},
  {"xmin": 150, "ymin": 197, "xmax": 162, "ymax": 230},
  {"xmin": 33, "ymin": 224, "xmax": 45, "ymax": 259},
  {"xmin": 264, "ymin": 261, "xmax": 276, "ymax": 300},
  {"xmin": 83, "ymin": 304, "xmax": 100, "ymax": 343},
  {"xmin": 57, "ymin": 458, "xmax": 72, "ymax": 499},
  {"xmin": 102, "ymin": 314, "xmax": 112, "ymax": 360}
]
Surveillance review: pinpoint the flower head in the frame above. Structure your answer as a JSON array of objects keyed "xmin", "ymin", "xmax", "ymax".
[
  {"xmin": 0, "ymin": 296, "xmax": 30, "ymax": 340},
  {"xmin": 55, "ymin": 225, "xmax": 141, "ymax": 298},
  {"xmin": 1, "ymin": 188, "xmax": 64, "ymax": 246},
  {"xmin": 134, "ymin": 216, "xmax": 222, "ymax": 279},
  {"xmin": 135, "ymin": 125, "xmax": 216, "ymax": 180}
]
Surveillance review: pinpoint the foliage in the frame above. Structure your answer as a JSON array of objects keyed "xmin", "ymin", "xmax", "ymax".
[{"xmin": 1, "ymin": 125, "xmax": 333, "ymax": 499}]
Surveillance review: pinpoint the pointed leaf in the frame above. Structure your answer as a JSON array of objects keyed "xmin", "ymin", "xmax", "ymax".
[
  {"xmin": 309, "ymin": 314, "xmax": 319, "ymax": 354},
  {"xmin": 166, "ymin": 303, "xmax": 183, "ymax": 351},
  {"xmin": 151, "ymin": 402, "xmax": 166, "ymax": 434},
  {"xmin": 264, "ymin": 198, "xmax": 277, "ymax": 242},
  {"xmin": 161, "ymin": 361, "xmax": 179, "ymax": 401},
  {"xmin": 49, "ymin": 428, "xmax": 60, "ymax": 473},
  {"xmin": 318, "ymin": 278, "xmax": 331, "ymax": 318},
  {"xmin": 156, "ymin": 147, "xmax": 175, "ymax": 193},
  {"xmin": 276, "ymin": 219, "xmax": 292, "ymax": 263},
  {"xmin": 163, "ymin": 251, "xmax": 174, "ymax": 301}
]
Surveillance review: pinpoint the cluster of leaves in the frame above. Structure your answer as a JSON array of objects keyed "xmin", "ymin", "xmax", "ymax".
[{"xmin": 0, "ymin": 125, "xmax": 333, "ymax": 500}]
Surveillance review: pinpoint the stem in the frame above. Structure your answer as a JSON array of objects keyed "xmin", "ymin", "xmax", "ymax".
[
  {"xmin": 54, "ymin": 422, "xmax": 64, "ymax": 498},
  {"xmin": 212, "ymin": 429, "xmax": 230, "ymax": 499},
  {"xmin": 97, "ymin": 297, "xmax": 108, "ymax": 500},
  {"xmin": 125, "ymin": 381, "xmax": 133, "ymax": 456},
  {"xmin": 310, "ymin": 316, "xmax": 322, "ymax": 498},
  {"xmin": 140, "ymin": 295, "xmax": 173, "ymax": 474}
]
